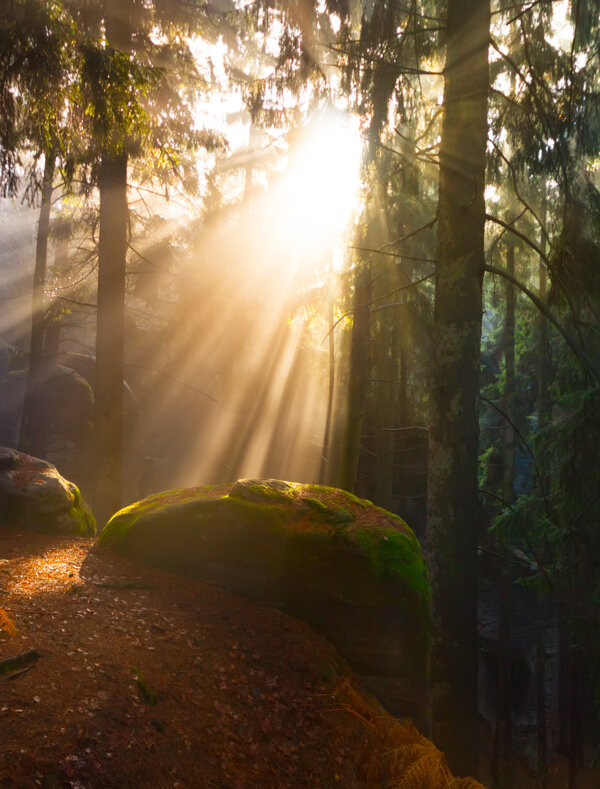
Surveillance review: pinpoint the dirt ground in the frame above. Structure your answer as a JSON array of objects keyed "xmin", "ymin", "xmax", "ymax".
[
  {"xmin": 2, "ymin": 527, "xmax": 595, "ymax": 788},
  {"xmin": 0, "ymin": 527, "xmax": 461, "ymax": 789}
]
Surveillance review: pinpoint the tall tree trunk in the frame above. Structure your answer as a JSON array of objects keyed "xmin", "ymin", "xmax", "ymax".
[
  {"xmin": 493, "ymin": 241, "xmax": 516, "ymax": 787},
  {"xmin": 95, "ymin": 150, "xmax": 128, "ymax": 525},
  {"xmin": 537, "ymin": 197, "xmax": 550, "ymax": 431},
  {"xmin": 502, "ymin": 241, "xmax": 516, "ymax": 505},
  {"xmin": 536, "ymin": 192, "xmax": 549, "ymax": 788},
  {"xmin": 536, "ymin": 593, "xmax": 548, "ymax": 788},
  {"xmin": 337, "ymin": 261, "xmax": 371, "ymax": 492},
  {"xmin": 319, "ymin": 266, "xmax": 336, "ymax": 484},
  {"xmin": 20, "ymin": 153, "xmax": 55, "ymax": 457},
  {"xmin": 558, "ymin": 613, "xmax": 571, "ymax": 756},
  {"xmin": 426, "ymin": 0, "xmax": 490, "ymax": 775},
  {"xmin": 375, "ymin": 306, "xmax": 400, "ymax": 510},
  {"xmin": 262, "ymin": 341, "xmax": 305, "ymax": 476},
  {"xmin": 94, "ymin": 0, "xmax": 133, "ymax": 526},
  {"xmin": 568, "ymin": 643, "xmax": 584, "ymax": 789},
  {"xmin": 227, "ymin": 329, "xmax": 290, "ymax": 478}
]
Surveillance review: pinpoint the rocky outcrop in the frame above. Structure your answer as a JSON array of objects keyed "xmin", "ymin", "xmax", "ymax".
[
  {"xmin": 0, "ymin": 349, "xmax": 144, "ymax": 508},
  {"xmin": 0, "ymin": 447, "xmax": 95, "ymax": 536},
  {"xmin": 99, "ymin": 478, "xmax": 430, "ymax": 726},
  {"xmin": 37, "ymin": 365, "xmax": 95, "ymax": 490},
  {"xmin": 56, "ymin": 352, "xmax": 143, "ymax": 507},
  {"xmin": 0, "ymin": 359, "xmax": 94, "ymax": 498}
]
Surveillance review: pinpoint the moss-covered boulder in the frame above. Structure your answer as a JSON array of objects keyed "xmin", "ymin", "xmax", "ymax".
[
  {"xmin": 0, "ymin": 447, "xmax": 95, "ymax": 536},
  {"xmin": 100, "ymin": 478, "xmax": 430, "ymax": 725}
]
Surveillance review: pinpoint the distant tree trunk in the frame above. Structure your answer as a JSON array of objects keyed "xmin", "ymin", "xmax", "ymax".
[
  {"xmin": 558, "ymin": 613, "xmax": 571, "ymax": 756},
  {"xmin": 568, "ymin": 643, "xmax": 584, "ymax": 789},
  {"xmin": 94, "ymin": 150, "xmax": 128, "ymax": 525},
  {"xmin": 375, "ymin": 308, "xmax": 400, "ymax": 510},
  {"xmin": 337, "ymin": 261, "xmax": 371, "ymax": 492},
  {"xmin": 319, "ymin": 267, "xmax": 336, "ymax": 484},
  {"xmin": 426, "ymin": 0, "xmax": 490, "ymax": 776},
  {"xmin": 536, "ymin": 192, "xmax": 549, "ymax": 788},
  {"xmin": 493, "ymin": 241, "xmax": 516, "ymax": 788},
  {"xmin": 536, "ymin": 593, "xmax": 548, "ymax": 788},
  {"xmin": 43, "ymin": 307, "xmax": 61, "ymax": 370},
  {"xmin": 262, "ymin": 340, "xmax": 305, "ymax": 476},
  {"xmin": 228, "ymin": 329, "xmax": 290, "ymax": 478},
  {"xmin": 502, "ymin": 241, "xmax": 516, "ymax": 504},
  {"xmin": 20, "ymin": 153, "xmax": 55, "ymax": 457},
  {"xmin": 537, "ymin": 194, "xmax": 550, "ymax": 430}
]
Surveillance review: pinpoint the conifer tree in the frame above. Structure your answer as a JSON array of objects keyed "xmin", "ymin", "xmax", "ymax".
[{"xmin": 426, "ymin": 0, "xmax": 490, "ymax": 774}]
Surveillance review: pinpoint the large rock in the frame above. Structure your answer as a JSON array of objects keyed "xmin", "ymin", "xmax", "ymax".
[
  {"xmin": 99, "ymin": 478, "xmax": 430, "ymax": 725},
  {"xmin": 0, "ymin": 447, "xmax": 95, "ymax": 536},
  {"xmin": 37, "ymin": 365, "xmax": 95, "ymax": 490},
  {"xmin": 0, "ymin": 361, "xmax": 94, "ymax": 498},
  {"xmin": 56, "ymin": 352, "xmax": 143, "ymax": 507}
]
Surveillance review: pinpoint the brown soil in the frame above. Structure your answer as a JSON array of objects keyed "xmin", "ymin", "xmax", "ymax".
[
  {"xmin": 0, "ymin": 527, "xmax": 463, "ymax": 789},
  {"xmin": 1, "ymin": 526, "xmax": 596, "ymax": 788}
]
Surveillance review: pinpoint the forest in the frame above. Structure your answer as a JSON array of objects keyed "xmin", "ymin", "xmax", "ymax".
[{"xmin": 0, "ymin": 0, "xmax": 599, "ymax": 787}]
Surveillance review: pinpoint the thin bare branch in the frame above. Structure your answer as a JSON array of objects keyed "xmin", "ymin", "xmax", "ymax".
[
  {"xmin": 484, "ymin": 264, "xmax": 600, "ymax": 382},
  {"xmin": 124, "ymin": 363, "xmax": 218, "ymax": 403}
]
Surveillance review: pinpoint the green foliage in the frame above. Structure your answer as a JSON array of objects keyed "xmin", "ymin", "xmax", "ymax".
[
  {"xmin": 0, "ymin": 0, "xmax": 78, "ymax": 196},
  {"xmin": 491, "ymin": 387, "xmax": 600, "ymax": 692},
  {"xmin": 78, "ymin": 42, "xmax": 158, "ymax": 157}
]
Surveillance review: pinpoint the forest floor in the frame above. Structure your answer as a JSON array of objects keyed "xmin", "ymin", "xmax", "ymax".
[
  {"xmin": 0, "ymin": 527, "xmax": 458, "ymax": 789},
  {"xmin": 0, "ymin": 527, "xmax": 595, "ymax": 788}
]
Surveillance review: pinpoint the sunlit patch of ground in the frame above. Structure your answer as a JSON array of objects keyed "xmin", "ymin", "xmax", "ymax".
[
  {"xmin": 2, "ymin": 543, "xmax": 92, "ymax": 597},
  {"xmin": 0, "ymin": 527, "xmax": 481, "ymax": 789}
]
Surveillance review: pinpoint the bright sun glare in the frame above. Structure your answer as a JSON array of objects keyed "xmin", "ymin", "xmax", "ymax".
[
  {"xmin": 274, "ymin": 111, "xmax": 363, "ymax": 273},
  {"xmin": 162, "ymin": 110, "xmax": 364, "ymax": 486}
]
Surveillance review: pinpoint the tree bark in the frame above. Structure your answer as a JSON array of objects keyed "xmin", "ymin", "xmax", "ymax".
[
  {"xmin": 20, "ymin": 154, "xmax": 55, "ymax": 457},
  {"xmin": 492, "ymin": 241, "xmax": 516, "ymax": 788},
  {"xmin": 536, "ymin": 592, "xmax": 548, "ymax": 787},
  {"xmin": 337, "ymin": 261, "xmax": 371, "ymax": 492},
  {"xmin": 319, "ymin": 266, "xmax": 336, "ymax": 485},
  {"xmin": 94, "ymin": 151, "xmax": 128, "ymax": 525},
  {"xmin": 375, "ymin": 305, "xmax": 400, "ymax": 510},
  {"xmin": 536, "ymin": 192, "xmax": 549, "ymax": 788},
  {"xmin": 426, "ymin": 0, "xmax": 490, "ymax": 776},
  {"xmin": 568, "ymin": 643, "xmax": 584, "ymax": 789}
]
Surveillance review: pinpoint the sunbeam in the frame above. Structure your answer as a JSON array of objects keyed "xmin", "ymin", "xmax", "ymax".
[{"xmin": 140, "ymin": 110, "xmax": 363, "ymax": 490}]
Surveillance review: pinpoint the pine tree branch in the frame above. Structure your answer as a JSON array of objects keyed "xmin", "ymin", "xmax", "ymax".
[
  {"xmin": 320, "ymin": 272, "xmax": 434, "ymax": 343},
  {"xmin": 479, "ymin": 394, "xmax": 549, "ymax": 508},
  {"xmin": 124, "ymin": 363, "xmax": 218, "ymax": 402},
  {"xmin": 488, "ymin": 139, "xmax": 551, "ymax": 250},
  {"xmin": 485, "ymin": 213, "xmax": 549, "ymax": 263},
  {"xmin": 348, "ymin": 245, "xmax": 436, "ymax": 264},
  {"xmin": 483, "ymin": 264, "xmax": 600, "ymax": 382}
]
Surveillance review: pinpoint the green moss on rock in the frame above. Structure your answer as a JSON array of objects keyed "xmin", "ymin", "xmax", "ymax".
[
  {"xmin": 67, "ymin": 484, "xmax": 96, "ymax": 537},
  {"xmin": 229, "ymin": 478, "xmax": 293, "ymax": 504},
  {"xmin": 101, "ymin": 479, "xmax": 429, "ymax": 613},
  {"xmin": 354, "ymin": 526, "xmax": 430, "ymax": 613},
  {"xmin": 100, "ymin": 478, "xmax": 430, "ymax": 724},
  {"xmin": 0, "ymin": 447, "xmax": 95, "ymax": 536},
  {"xmin": 300, "ymin": 497, "xmax": 354, "ymax": 525}
]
